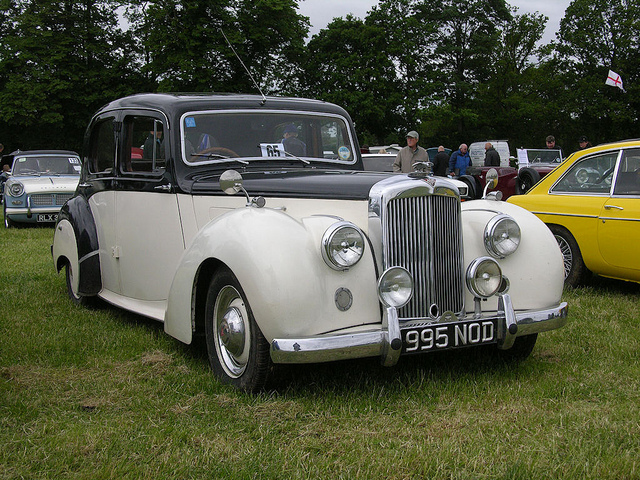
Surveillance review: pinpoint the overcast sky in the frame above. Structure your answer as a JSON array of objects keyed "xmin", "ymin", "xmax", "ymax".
[{"xmin": 297, "ymin": 0, "xmax": 573, "ymax": 45}]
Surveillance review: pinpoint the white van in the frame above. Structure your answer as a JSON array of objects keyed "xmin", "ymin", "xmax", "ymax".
[{"xmin": 468, "ymin": 140, "xmax": 511, "ymax": 167}]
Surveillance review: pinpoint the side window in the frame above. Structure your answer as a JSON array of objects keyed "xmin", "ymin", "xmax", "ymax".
[
  {"xmin": 121, "ymin": 116, "xmax": 166, "ymax": 174},
  {"xmin": 88, "ymin": 117, "xmax": 116, "ymax": 175},
  {"xmin": 613, "ymin": 149, "xmax": 640, "ymax": 195},
  {"xmin": 551, "ymin": 152, "xmax": 618, "ymax": 194}
]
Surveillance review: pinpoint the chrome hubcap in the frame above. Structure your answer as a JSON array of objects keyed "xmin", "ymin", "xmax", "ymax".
[{"xmin": 213, "ymin": 286, "xmax": 250, "ymax": 378}]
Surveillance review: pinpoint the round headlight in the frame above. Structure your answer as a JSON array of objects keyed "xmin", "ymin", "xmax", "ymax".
[
  {"xmin": 378, "ymin": 267, "xmax": 413, "ymax": 308},
  {"xmin": 484, "ymin": 214, "xmax": 520, "ymax": 258},
  {"xmin": 321, "ymin": 222, "xmax": 365, "ymax": 270},
  {"xmin": 8, "ymin": 182, "xmax": 24, "ymax": 197},
  {"xmin": 466, "ymin": 257, "xmax": 502, "ymax": 298}
]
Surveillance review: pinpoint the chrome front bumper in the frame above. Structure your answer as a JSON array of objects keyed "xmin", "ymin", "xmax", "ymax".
[{"xmin": 270, "ymin": 294, "xmax": 568, "ymax": 366}]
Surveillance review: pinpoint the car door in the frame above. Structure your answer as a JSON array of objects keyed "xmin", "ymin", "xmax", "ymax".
[
  {"xmin": 597, "ymin": 148, "xmax": 640, "ymax": 273},
  {"xmin": 85, "ymin": 114, "xmax": 119, "ymax": 294},
  {"xmin": 113, "ymin": 112, "xmax": 185, "ymax": 302}
]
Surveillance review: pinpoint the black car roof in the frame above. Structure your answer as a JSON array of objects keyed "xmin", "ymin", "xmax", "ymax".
[{"xmin": 96, "ymin": 93, "xmax": 352, "ymax": 119}]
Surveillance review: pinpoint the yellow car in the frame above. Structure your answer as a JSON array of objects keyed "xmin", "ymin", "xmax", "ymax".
[{"xmin": 508, "ymin": 140, "xmax": 640, "ymax": 287}]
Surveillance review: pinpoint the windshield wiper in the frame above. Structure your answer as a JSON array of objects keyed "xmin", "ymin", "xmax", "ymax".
[
  {"xmin": 282, "ymin": 150, "xmax": 310, "ymax": 165},
  {"xmin": 190, "ymin": 152, "xmax": 249, "ymax": 164}
]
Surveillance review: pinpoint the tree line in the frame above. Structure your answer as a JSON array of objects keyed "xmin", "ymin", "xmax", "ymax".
[{"xmin": 0, "ymin": 0, "xmax": 638, "ymax": 156}]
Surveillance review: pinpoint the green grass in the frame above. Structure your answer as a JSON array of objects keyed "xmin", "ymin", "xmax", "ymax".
[{"xmin": 1, "ymin": 221, "xmax": 639, "ymax": 479}]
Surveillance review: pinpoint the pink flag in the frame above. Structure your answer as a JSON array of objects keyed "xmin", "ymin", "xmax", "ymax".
[{"xmin": 605, "ymin": 70, "xmax": 626, "ymax": 92}]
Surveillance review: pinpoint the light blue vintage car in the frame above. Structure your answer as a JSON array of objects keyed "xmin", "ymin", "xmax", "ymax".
[{"xmin": 3, "ymin": 150, "xmax": 81, "ymax": 228}]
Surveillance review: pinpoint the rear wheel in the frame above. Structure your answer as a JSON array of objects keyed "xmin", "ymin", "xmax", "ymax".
[
  {"xmin": 548, "ymin": 224, "xmax": 589, "ymax": 288},
  {"xmin": 65, "ymin": 262, "xmax": 97, "ymax": 307},
  {"xmin": 205, "ymin": 268, "xmax": 271, "ymax": 392},
  {"xmin": 517, "ymin": 168, "xmax": 541, "ymax": 194}
]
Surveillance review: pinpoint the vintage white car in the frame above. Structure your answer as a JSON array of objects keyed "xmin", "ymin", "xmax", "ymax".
[
  {"xmin": 52, "ymin": 94, "xmax": 568, "ymax": 392},
  {"xmin": 3, "ymin": 150, "xmax": 81, "ymax": 227}
]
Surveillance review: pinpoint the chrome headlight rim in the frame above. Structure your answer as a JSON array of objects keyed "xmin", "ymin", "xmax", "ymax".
[
  {"xmin": 321, "ymin": 221, "xmax": 366, "ymax": 271},
  {"xmin": 8, "ymin": 181, "xmax": 24, "ymax": 197},
  {"xmin": 377, "ymin": 266, "xmax": 414, "ymax": 308},
  {"xmin": 466, "ymin": 256, "xmax": 503, "ymax": 299},
  {"xmin": 484, "ymin": 214, "xmax": 521, "ymax": 258}
]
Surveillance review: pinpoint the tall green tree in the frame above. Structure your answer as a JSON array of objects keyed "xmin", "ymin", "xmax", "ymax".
[
  {"xmin": 415, "ymin": 0, "xmax": 512, "ymax": 141},
  {"xmin": 302, "ymin": 15, "xmax": 403, "ymax": 145},
  {"xmin": 129, "ymin": 0, "xmax": 308, "ymax": 94},
  {"xmin": 0, "ymin": 0, "xmax": 144, "ymax": 152},
  {"xmin": 555, "ymin": 0, "xmax": 640, "ymax": 147},
  {"xmin": 474, "ymin": 10, "xmax": 551, "ymax": 148}
]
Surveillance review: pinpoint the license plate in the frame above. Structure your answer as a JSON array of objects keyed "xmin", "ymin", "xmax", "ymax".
[
  {"xmin": 402, "ymin": 319, "xmax": 497, "ymax": 354},
  {"xmin": 37, "ymin": 213, "xmax": 58, "ymax": 222}
]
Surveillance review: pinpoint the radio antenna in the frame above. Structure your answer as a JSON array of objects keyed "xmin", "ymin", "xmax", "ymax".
[{"xmin": 220, "ymin": 29, "xmax": 267, "ymax": 105}]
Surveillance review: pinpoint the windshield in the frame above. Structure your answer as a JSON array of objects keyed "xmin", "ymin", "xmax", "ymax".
[
  {"xmin": 12, "ymin": 155, "xmax": 81, "ymax": 176},
  {"xmin": 181, "ymin": 110, "xmax": 356, "ymax": 166},
  {"xmin": 521, "ymin": 149, "xmax": 563, "ymax": 165}
]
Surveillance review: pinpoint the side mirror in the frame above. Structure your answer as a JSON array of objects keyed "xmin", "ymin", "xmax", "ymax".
[
  {"xmin": 220, "ymin": 169, "xmax": 243, "ymax": 195},
  {"xmin": 483, "ymin": 168, "xmax": 499, "ymax": 198},
  {"xmin": 219, "ymin": 169, "xmax": 265, "ymax": 208}
]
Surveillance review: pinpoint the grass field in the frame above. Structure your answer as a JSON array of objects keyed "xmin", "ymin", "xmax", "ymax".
[{"xmin": 1, "ymin": 222, "xmax": 639, "ymax": 479}]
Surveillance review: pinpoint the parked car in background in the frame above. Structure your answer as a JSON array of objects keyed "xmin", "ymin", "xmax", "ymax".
[
  {"xmin": 508, "ymin": 140, "xmax": 640, "ymax": 287},
  {"xmin": 53, "ymin": 93, "xmax": 567, "ymax": 392},
  {"xmin": 515, "ymin": 148, "xmax": 564, "ymax": 194},
  {"xmin": 3, "ymin": 150, "xmax": 80, "ymax": 228}
]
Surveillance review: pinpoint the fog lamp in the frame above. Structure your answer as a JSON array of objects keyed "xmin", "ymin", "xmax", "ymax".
[
  {"xmin": 378, "ymin": 267, "xmax": 413, "ymax": 308},
  {"xmin": 466, "ymin": 257, "xmax": 502, "ymax": 298}
]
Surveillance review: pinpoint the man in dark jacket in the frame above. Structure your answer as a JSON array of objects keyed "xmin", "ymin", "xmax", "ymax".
[
  {"xmin": 484, "ymin": 142, "xmax": 500, "ymax": 166},
  {"xmin": 432, "ymin": 146, "xmax": 449, "ymax": 176}
]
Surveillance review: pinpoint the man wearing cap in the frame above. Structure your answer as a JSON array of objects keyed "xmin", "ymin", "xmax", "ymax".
[
  {"xmin": 578, "ymin": 135, "xmax": 592, "ymax": 150},
  {"xmin": 282, "ymin": 124, "xmax": 306, "ymax": 157},
  {"xmin": 393, "ymin": 130, "xmax": 428, "ymax": 173}
]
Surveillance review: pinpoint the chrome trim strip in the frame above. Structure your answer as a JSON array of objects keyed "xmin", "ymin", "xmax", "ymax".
[
  {"xmin": 600, "ymin": 217, "xmax": 640, "ymax": 222},
  {"xmin": 269, "ymin": 301, "xmax": 568, "ymax": 365},
  {"xmin": 531, "ymin": 211, "xmax": 598, "ymax": 219}
]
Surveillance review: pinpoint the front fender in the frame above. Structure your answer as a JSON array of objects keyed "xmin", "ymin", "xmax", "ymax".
[
  {"xmin": 462, "ymin": 200, "xmax": 564, "ymax": 311},
  {"xmin": 164, "ymin": 207, "xmax": 381, "ymax": 344}
]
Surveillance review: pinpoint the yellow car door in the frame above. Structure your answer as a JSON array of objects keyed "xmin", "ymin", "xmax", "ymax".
[{"xmin": 597, "ymin": 150, "xmax": 640, "ymax": 278}]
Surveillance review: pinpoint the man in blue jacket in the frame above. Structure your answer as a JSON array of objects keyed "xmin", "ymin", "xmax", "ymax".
[{"xmin": 448, "ymin": 143, "xmax": 471, "ymax": 176}]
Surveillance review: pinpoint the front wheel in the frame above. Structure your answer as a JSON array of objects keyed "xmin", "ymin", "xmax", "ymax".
[
  {"xmin": 3, "ymin": 203, "xmax": 15, "ymax": 228},
  {"xmin": 205, "ymin": 268, "xmax": 271, "ymax": 392},
  {"xmin": 548, "ymin": 224, "xmax": 589, "ymax": 288},
  {"xmin": 495, "ymin": 334, "xmax": 538, "ymax": 362}
]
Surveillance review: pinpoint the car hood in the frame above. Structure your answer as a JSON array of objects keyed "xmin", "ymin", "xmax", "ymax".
[
  {"xmin": 10, "ymin": 175, "xmax": 80, "ymax": 194},
  {"xmin": 191, "ymin": 169, "xmax": 462, "ymax": 200}
]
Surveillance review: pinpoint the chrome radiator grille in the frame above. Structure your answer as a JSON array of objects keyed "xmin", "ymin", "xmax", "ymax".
[
  {"xmin": 30, "ymin": 193, "xmax": 73, "ymax": 206},
  {"xmin": 383, "ymin": 194, "xmax": 464, "ymax": 320}
]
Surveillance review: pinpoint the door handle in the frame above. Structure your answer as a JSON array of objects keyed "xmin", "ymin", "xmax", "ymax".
[
  {"xmin": 154, "ymin": 184, "xmax": 172, "ymax": 192},
  {"xmin": 604, "ymin": 205, "xmax": 624, "ymax": 211}
]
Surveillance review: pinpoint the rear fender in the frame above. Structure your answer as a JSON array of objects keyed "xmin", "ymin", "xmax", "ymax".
[{"xmin": 52, "ymin": 196, "xmax": 102, "ymax": 295}]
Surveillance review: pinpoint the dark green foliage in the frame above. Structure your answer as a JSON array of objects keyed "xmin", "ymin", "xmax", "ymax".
[{"xmin": 0, "ymin": 0, "xmax": 639, "ymax": 155}]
